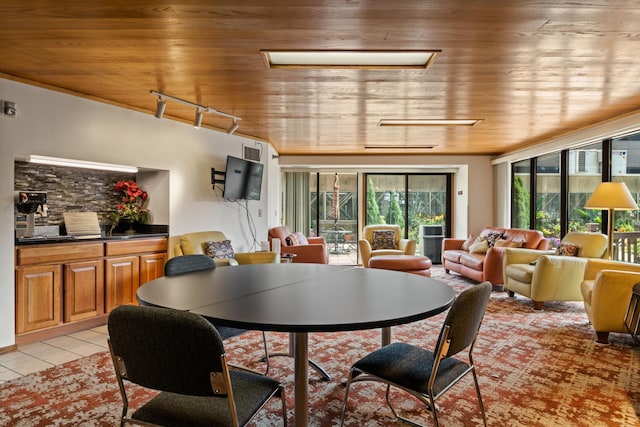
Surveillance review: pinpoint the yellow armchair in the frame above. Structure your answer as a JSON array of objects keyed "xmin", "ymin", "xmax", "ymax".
[
  {"xmin": 358, "ymin": 224, "xmax": 416, "ymax": 267},
  {"xmin": 503, "ymin": 232, "xmax": 608, "ymax": 309},
  {"xmin": 171, "ymin": 231, "xmax": 276, "ymax": 267},
  {"xmin": 581, "ymin": 258, "xmax": 640, "ymax": 343}
]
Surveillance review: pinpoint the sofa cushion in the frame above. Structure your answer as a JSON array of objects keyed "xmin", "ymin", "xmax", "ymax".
[
  {"xmin": 443, "ymin": 249, "xmax": 464, "ymax": 263},
  {"xmin": 205, "ymin": 240, "xmax": 235, "ymax": 259},
  {"xmin": 505, "ymin": 263, "xmax": 535, "ymax": 284},
  {"xmin": 460, "ymin": 252, "xmax": 485, "ymax": 270},
  {"xmin": 372, "ymin": 230, "xmax": 396, "ymax": 250}
]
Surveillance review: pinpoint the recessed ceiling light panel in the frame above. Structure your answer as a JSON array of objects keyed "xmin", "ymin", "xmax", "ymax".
[
  {"xmin": 378, "ymin": 119, "xmax": 482, "ymax": 126},
  {"xmin": 261, "ymin": 50, "xmax": 439, "ymax": 69}
]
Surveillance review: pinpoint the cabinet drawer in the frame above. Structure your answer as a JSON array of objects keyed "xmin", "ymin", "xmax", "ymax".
[
  {"xmin": 16, "ymin": 242, "xmax": 104, "ymax": 266},
  {"xmin": 106, "ymin": 238, "xmax": 167, "ymax": 256}
]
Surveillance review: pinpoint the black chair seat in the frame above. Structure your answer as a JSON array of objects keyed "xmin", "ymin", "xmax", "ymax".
[
  {"xmin": 352, "ymin": 342, "xmax": 471, "ymax": 397},
  {"xmin": 132, "ymin": 371, "xmax": 281, "ymax": 427}
]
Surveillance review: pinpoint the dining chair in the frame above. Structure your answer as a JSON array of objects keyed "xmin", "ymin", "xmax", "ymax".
[
  {"xmin": 162, "ymin": 254, "xmax": 272, "ymax": 373},
  {"xmin": 107, "ymin": 304, "xmax": 287, "ymax": 427},
  {"xmin": 340, "ymin": 281, "xmax": 492, "ymax": 427}
]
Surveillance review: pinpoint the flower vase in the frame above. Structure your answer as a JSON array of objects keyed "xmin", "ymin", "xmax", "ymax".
[{"xmin": 118, "ymin": 218, "xmax": 136, "ymax": 233}]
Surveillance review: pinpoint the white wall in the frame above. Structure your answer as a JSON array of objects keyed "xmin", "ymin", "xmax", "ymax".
[{"xmin": 0, "ymin": 78, "xmax": 277, "ymax": 348}]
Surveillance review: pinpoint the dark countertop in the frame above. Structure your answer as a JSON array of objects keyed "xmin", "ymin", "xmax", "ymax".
[
  {"xmin": 15, "ymin": 224, "xmax": 169, "ymax": 245},
  {"xmin": 15, "ymin": 232, "xmax": 169, "ymax": 245}
]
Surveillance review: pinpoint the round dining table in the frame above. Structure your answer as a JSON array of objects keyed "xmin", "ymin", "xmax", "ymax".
[{"xmin": 137, "ymin": 263, "xmax": 456, "ymax": 427}]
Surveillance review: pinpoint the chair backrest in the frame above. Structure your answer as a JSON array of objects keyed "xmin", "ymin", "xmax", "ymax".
[
  {"xmin": 108, "ymin": 304, "xmax": 225, "ymax": 395},
  {"xmin": 561, "ymin": 232, "xmax": 608, "ymax": 259},
  {"xmin": 164, "ymin": 254, "xmax": 216, "ymax": 276},
  {"xmin": 435, "ymin": 281, "xmax": 492, "ymax": 357}
]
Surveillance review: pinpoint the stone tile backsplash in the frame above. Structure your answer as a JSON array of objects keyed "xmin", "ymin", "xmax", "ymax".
[{"xmin": 14, "ymin": 161, "xmax": 136, "ymax": 228}]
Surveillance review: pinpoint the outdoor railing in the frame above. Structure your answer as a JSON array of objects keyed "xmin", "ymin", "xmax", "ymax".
[{"xmin": 612, "ymin": 232, "xmax": 640, "ymax": 263}]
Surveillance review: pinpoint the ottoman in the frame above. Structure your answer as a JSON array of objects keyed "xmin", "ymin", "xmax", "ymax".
[{"xmin": 368, "ymin": 255, "xmax": 432, "ymax": 277}]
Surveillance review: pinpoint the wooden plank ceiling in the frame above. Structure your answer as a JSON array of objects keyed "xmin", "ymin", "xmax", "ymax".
[{"xmin": 1, "ymin": 1, "xmax": 640, "ymax": 156}]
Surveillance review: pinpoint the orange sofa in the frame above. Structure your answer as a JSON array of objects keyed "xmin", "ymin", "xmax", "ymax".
[
  {"xmin": 442, "ymin": 227, "xmax": 548, "ymax": 285},
  {"xmin": 268, "ymin": 226, "xmax": 329, "ymax": 264}
]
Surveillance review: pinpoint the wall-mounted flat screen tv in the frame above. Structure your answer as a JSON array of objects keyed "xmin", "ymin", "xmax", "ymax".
[{"xmin": 222, "ymin": 156, "xmax": 264, "ymax": 200}]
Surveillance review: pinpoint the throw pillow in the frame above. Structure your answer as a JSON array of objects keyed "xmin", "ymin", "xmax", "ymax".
[
  {"xmin": 461, "ymin": 234, "xmax": 476, "ymax": 251},
  {"xmin": 285, "ymin": 233, "xmax": 300, "ymax": 246},
  {"xmin": 295, "ymin": 232, "xmax": 309, "ymax": 245},
  {"xmin": 555, "ymin": 243, "xmax": 579, "ymax": 257},
  {"xmin": 372, "ymin": 230, "xmax": 396, "ymax": 250},
  {"xmin": 484, "ymin": 231, "xmax": 504, "ymax": 248},
  {"xmin": 469, "ymin": 239, "xmax": 489, "ymax": 254},
  {"xmin": 205, "ymin": 240, "xmax": 235, "ymax": 259}
]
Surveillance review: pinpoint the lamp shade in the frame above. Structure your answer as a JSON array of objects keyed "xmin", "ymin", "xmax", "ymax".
[{"xmin": 584, "ymin": 182, "xmax": 637, "ymax": 210}]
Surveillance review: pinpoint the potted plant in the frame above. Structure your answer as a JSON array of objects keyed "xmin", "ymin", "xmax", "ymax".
[{"xmin": 108, "ymin": 180, "xmax": 150, "ymax": 233}]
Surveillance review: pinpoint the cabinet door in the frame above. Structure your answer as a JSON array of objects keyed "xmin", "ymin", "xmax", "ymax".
[
  {"xmin": 140, "ymin": 253, "xmax": 166, "ymax": 285},
  {"xmin": 105, "ymin": 256, "xmax": 139, "ymax": 312},
  {"xmin": 64, "ymin": 260, "xmax": 105, "ymax": 322},
  {"xmin": 15, "ymin": 265, "xmax": 62, "ymax": 334}
]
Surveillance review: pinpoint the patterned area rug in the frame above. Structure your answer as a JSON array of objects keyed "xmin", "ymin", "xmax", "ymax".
[{"xmin": 1, "ymin": 266, "xmax": 639, "ymax": 426}]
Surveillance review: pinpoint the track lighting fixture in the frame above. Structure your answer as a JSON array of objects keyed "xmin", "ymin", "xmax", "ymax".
[
  {"xmin": 154, "ymin": 98, "xmax": 166, "ymax": 119},
  {"xmin": 227, "ymin": 120, "xmax": 239, "ymax": 135},
  {"xmin": 150, "ymin": 90, "xmax": 241, "ymax": 132},
  {"xmin": 194, "ymin": 109, "xmax": 203, "ymax": 129}
]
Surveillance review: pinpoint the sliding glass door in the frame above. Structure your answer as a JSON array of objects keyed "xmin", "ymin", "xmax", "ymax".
[{"xmin": 364, "ymin": 173, "xmax": 451, "ymax": 257}]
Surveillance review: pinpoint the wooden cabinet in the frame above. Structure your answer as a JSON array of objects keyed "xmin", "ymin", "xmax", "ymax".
[
  {"xmin": 140, "ymin": 252, "xmax": 167, "ymax": 284},
  {"xmin": 15, "ymin": 237, "xmax": 167, "ymax": 339},
  {"xmin": 105, "ymin": 237, "xmax": 167, "ymax": 312},
  {"xmin": 64, "ymin": 259, "xmax": 104, "ymax": 322},
  {"xmin": 105, "ymin": 255, "xmax": 140, "ymax": 311},
  {"xmin": 15, "ymin": 264, "xmax": 62, "ymax": 334}
]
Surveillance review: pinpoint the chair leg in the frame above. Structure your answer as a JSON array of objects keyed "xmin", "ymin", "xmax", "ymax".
[
  {"xmin": 339, "ymin": 370, "xmax": 355, "ymax": 426},
  {"xmin": 261, "ymin": 331, "xmax": 271, "ymax": 375},
  {"xmin": 384, "ymin": 384, "xmax": 425, "ymax": 427},
  {"xmin": 532, "ymin": 301, "xmax": 544, "ymax": 310},
  {"xmin": 507, "ymin": 290, "xmax": 515, "ymax": 297},
  {"xmin": 595, "ymin": 331, "xmax": 610, "ymax": 345},
  {"xmin": 471, "ymin": 368, "xmax": 488, "ymax": 427}
]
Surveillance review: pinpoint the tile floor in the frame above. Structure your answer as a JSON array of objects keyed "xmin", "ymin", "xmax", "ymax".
[{"xmin": 0, "ymin": 325, "xmax": 109, "ymax": 384}]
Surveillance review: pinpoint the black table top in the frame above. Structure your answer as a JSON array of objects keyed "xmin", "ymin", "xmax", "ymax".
[{"xmin": 137, "ymin": 263, "xmax": 456, "ymax": 333}]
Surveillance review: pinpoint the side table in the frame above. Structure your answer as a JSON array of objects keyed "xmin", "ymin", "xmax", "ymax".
[{"xmin": 624, "ymin": 282, "xmax": 640, "ymax": 344}]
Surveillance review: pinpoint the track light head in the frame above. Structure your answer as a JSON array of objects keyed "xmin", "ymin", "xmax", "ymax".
[
  {"xmin": 227, "ymin": 120, "xmax": 239, "ymax": 135},
  {"xmin": 154, "ymin": 98, "xmax": 166, "ymax": 119},
  {"xmin": 194, "ymin": 109, "xmax": 204, "ymax": 129}
]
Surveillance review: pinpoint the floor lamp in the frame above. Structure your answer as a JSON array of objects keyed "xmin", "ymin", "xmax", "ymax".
[{"xmin": 584, "ymin": 182, "xmax": 638, "ymax": 260}]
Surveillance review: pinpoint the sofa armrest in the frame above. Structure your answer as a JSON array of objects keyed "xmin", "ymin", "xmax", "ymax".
[
  {"xmin": 282, "ymin": 244, "xmax": 328, "ymax": 264},
  {"xmin": 588, "ymin": 269, "xmax": 640, "ymax": 332},
  {"xmin": 584, "ymin": 258, "xmax": 640, "ymax": 281},
  {"xmin": 358, "ymin": 239, "xmax": 373, "ymax": 266},
  {"xmin": 307, "ymin": 236, "xmax": 325, "ymax": 245},
  {"xmin": 398, "ymin": 238, "xmax": 417, "ymax": 256},
  {"xmin": 530, "ymin": 255, "xmax": 587, "ymax": 301},
  {"xmin": 442, "ymin": 238, "xmax": 465, "ymax": 251}
]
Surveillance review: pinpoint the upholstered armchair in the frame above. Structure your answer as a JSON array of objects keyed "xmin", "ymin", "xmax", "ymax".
[
  {"xmin": 268, "ymin": 226, "xmax": 328, "ymax": 264},
  {"xmin": 358, "ymin": 224, "xmax": 416, "ymax": 268},
  {"xmin": 581, "ymin": 259, "xmax": 640, "ymax": 343},
  {"xmin": 172, "ymin": 231, "xmax": 277, "ymax": 266},
  {"xmin": 503, "ymin": 232, "xmax": 608, "ymax": 309}
]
